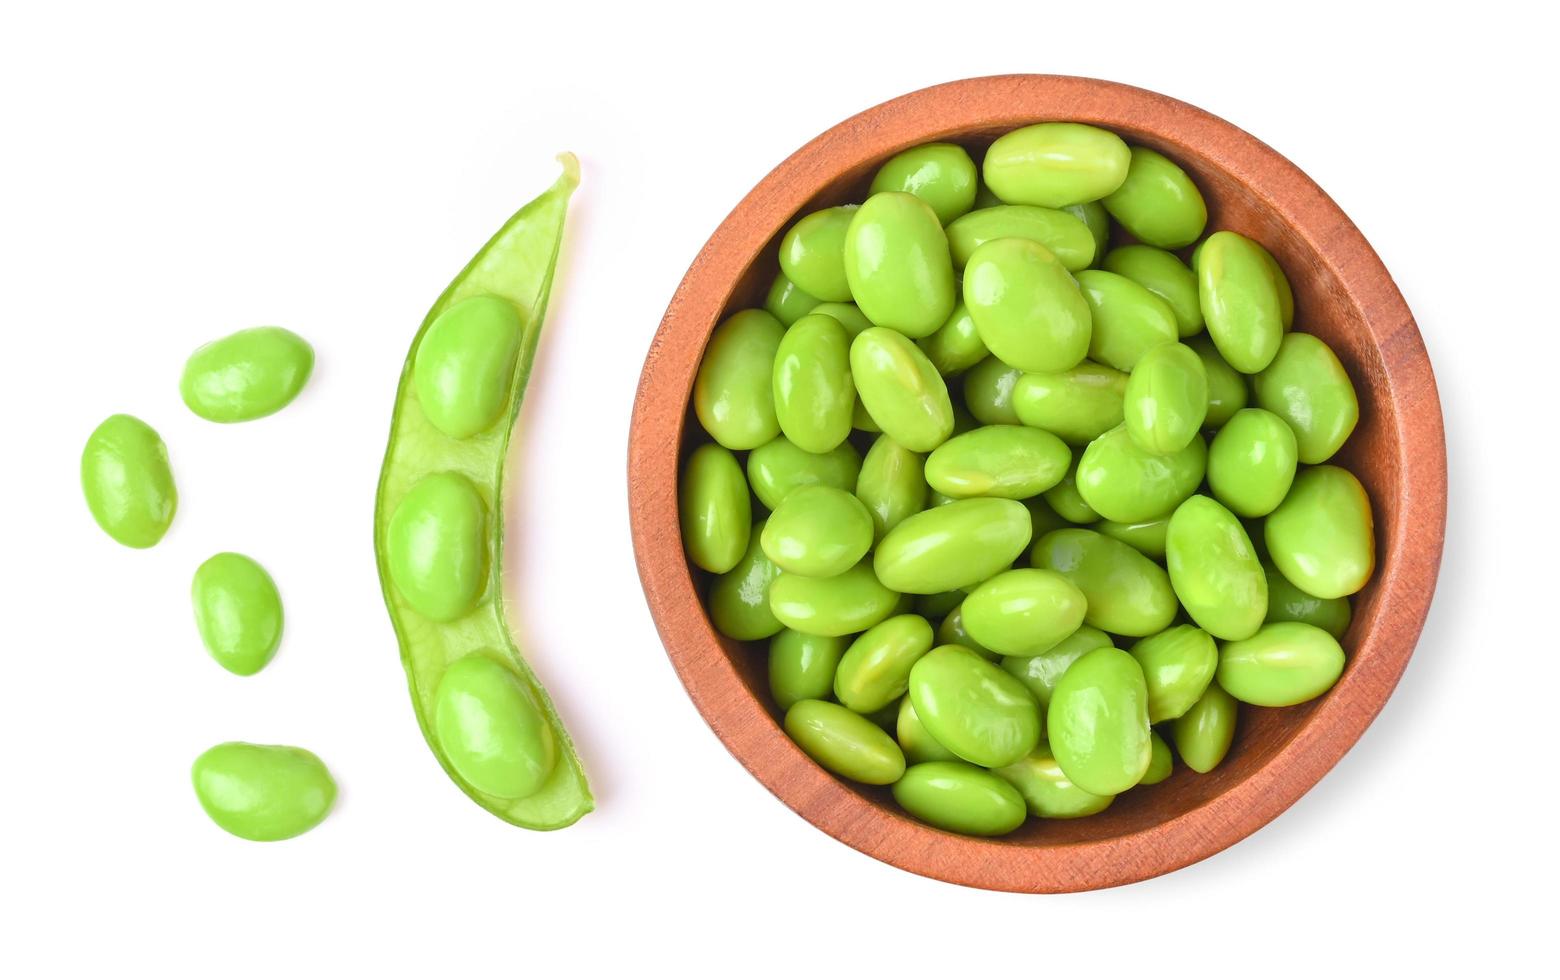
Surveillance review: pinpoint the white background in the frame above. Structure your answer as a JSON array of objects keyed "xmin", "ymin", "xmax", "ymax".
[{"xmin": 2, "ymin": 1, "xmax": 1555, "ymax": 975}]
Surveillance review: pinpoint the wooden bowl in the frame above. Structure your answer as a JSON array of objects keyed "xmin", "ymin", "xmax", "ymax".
[{"xmin": 628, "ymin": 75, "xmax": 1445, "ymax": 892}]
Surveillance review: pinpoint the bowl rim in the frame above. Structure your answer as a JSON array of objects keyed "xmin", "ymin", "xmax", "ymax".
[{"xmin": 627, "ymin": 74, "xmax": 1446, "ymax": 892}]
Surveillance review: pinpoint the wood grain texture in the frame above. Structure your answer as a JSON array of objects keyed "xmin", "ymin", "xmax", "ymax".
[{"xmin": 627, "ymin": 75, "xmax": 1446, "ymax": 892}]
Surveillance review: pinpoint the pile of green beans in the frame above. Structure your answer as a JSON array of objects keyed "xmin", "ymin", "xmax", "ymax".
[{"xmin": 682, "ymin": 124, "xmax": 1372, "ymax": 837}]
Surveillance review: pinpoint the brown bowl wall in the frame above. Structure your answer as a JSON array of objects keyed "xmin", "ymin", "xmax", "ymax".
[{"xmin": 628, "ymin": 75, "xmax": 1445, "ymax": 892}]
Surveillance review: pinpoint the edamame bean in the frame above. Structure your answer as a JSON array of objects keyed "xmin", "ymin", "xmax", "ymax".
[
  {"xmin": 1012, "ymin": 360, "xmax": 1128, "ymax": 445},
  {"xmin": 1026, "ymin": 495, "xmax": 1072, "ymax": 540},
  {"xmin": 1123, "ymin": 342, "xmax": 1208, "ymax": 455},
  {"xmin": 982, "ymin": 123, "xmax": 1130, "ymax": 207},
  {"xmin": 1101, "ymin": 146, "xmax": 1207, "ymax": 249},
  {"xmin": 893, "ymin": 761, "xmax": 1027, "ymax": 836},
  {"xmin": 1043, "ymin": 462, "xmax": 1100, "ymax": 523},
  {"xmin": 1062, "ymin": 201, "xmax": 1110, "ymax": 266},
  {"xmin": 1207, "ymin": 408, "xmax": 1298, "ymax": 517},
  {"xmin": 81, "ymin": 413, "xmax": 177, "ymax": 548},
  {"xmin": 870, "ymin": 143, "xmax": 978, "ymax": 225},
  {"xmin": 765, "ymin": 271, "xmax": 819, "ymax": 326},
  {"xmin": 693, "ymin": 308, "xmax": 785, "ymax": 450},
  {"xmin": 779, "ymin": 205, "xmax": 857, "ymax": 302},
  {"xmin": 896, "ymin": 697, "xmax": 959, "ymax": 763},
  {"xmin": 1128, "ymin": 625, "xmax": 1217, "ymax": 722},
  {"xmin": 1251, "ymin": 239, "xmax": 1296, "ymax": 329},
  {"xmin": 1075, "ymin": 424, "xmax": 1206, "ymax": 523},
  {"xmin": 1264, "ymin": 563, "xmax": 1352, "ymax": 638},
  {"xmin": 1092, "ymin": 516, "xmax": 1169, "ymax": 559},
  {"xmin": 769, "ymin": 561, "xmax": 899, "ymax": 636},
  {"xmin": 385, "ymin": 472, "xmax": 489, "ymax": 623},
  {"xmin": 191, "ymin": 552, "xmax": 283, "ymax": 676},
  {"xmin": 945, "ymin": 205, "xmax": 1095, "ymax": 271},
  {"xmin": 181, "ymin": 326, "xmax": 315, "ymax": 423},
  {"xmin": 1140, "ymin": 731, "xmax": 1173, "ymax": 786},
  {"xmin": 768, "ymin": 630, "xmax": 846, "ymax": 710},
  {"xmin": 709, "ymin": 520, "xmax": 784, "ymax": 641},
  {"xmin": 1000, "ymin": 625, "xmax": 1113, "ymax": 707},
  {"xmin": 1217, "ymin": 621, "xmax": 1346, "ymax": 707},
  {"xmin": 679, "ymin": 443, "xmax": 751, "ymax": 574},
  {"xmin": 772, "ymin": 312, "xmax": 854, "ymax": 453},
  {"xmin": 855, "ymin": 434, "xmax": 927, "ymax": 542},
  {"xmin": 916, "ymin": 302, "xmax": 988, "ymax": 376},
  {"xmin": 963, "ymin": 356, "xmax": 1024, "ymax": 424},
  {"xmin": 760, "ymin": 486, "xmax": 873, "ymax": 578},
  {"xmin": 874, "ymin": 497, "xmax": 1032, "ymax": 594},
  {"xmin": 835, "ymin": 614, "xmax": 936, "ymax": 713},
  {"xmin": 924, "ymin": 424, "xmax": 1071, "ymax": 499},
  {"xmin": 412, "ymin": 299, "xmax": 520, "ymax": 439},
  {"xmin": 850, "ymin": 327, "xmax": 954, "ymax": 451},
  {"xmin": 1103, "ymin": 245, "xmax": 1203, "ymax": 336},
  {"xmin": 1188, "ymin": 334, "xmax": 1249, "ymax": 427},
  {"xmin": 1251, "ymin": 333, "xmax": 1359, "ymax": 464},
  {"xmin": 1047, "ymin": 647, "xmax": 1152, "ymax": 795},
  {"xmin": 1171, "ymin": 682, "xmax": 1237, "ymax": 773},
  {"xmin": 962, "ymin": 569, "xmax": 1088, "ymax": 657},
  {"xmin": 1264, "ymin": 465, "xmax": 1375, "ymax": 599},
  {"xmin": 964, "ymin": 238, "xmax": 1092, "ymax": 373},
  {"xmin": 844, "ymin": 192, "xmax": 957, "ymax": 337},
  {"xmin": 785, "ymin": 699, "xmax": 906, "ymax": 785},
  {"xmin": 916, "ymin": 590, "xmax": 965, "ymax": 620},
  {"xmin": 808, "ymin": 301, "xmax": 874, "ymax": 338},
  {"xmin": 747, "ymin": 436, "xmax": 862, "ymax": 510},
  {"xmin": 1076, "ymin": 270, "xmax": 1179, "ymax": 372},
  {"xmin": 907, "ymin": 645, "xmax": 1041, "ymax": 768},
  {"xmin": 994, "ymin": 742, "xmax": 1114, "ymax": 819},
  {"xmin": 1198, "ymin": 231, "xmax": 1283, "ymax": 374},
  {"xmin": 435, "ymin": 653, "xmax": 557, "ymax": 799},
  {"xmin": 1165, "ymin": 495, "xmax": 1267, "ymax": 641},
  {"xmin": 191, "ymin": 742, "xmax": 336, "ymax": 841},
  {"xmin": 936, "ymin": 604, "xmax": 999, "ymax": 661},
  {"xmin": 1031, "ymin": 528, "xmax": 1177, "ymax": 637}
]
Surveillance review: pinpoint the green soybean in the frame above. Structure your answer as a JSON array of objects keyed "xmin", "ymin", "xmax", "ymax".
[
  {"xmin": 1207, "ymin": 408, "xmax": 1298, "ymax": 517},
  {"xmin": 679, "ymin": 443, "xmax": 751, "ymax": 574},
  {"xmin": 1198, "ymin": 231, "xmax": 1284, "ymax": 374},
  {"xmin": 1252, "ymin": 332, "xmax": 1360, "ymax": 464},
  {"xmin": 1141, "ymin": 731, "xmax": 1173, "ymax": 785},
  {"xmin": 1129, "ymin": 625, "xmax": 1217, "ymax": 722},
  {"xmin": 435, "ymin": 653, "xmax": 558, "ymax": 799},
  {"xmin": 982, "ymin": 123, "xmax": 1130, "ymax": 207},
  {"xmin": 412, "ymin": 299, "xmax": 520, "ymax": 439},
  {"xmin": 896, "ymin": 697, "xmax": 960, "ymax": 763},
  {"xmin": 994, "ymin": 742, "xmax": 1115, "ymax": 819},
  {"xmin": 709, "ymin": 520, "xmax": 785, "ymax": 640},
  {"xmin": 844, "ymin": 192, "xmax": 957, "ymax": 337},
  {"xmin": 191, "ymin": 552, "xmax": 283, "ymax": 676},
  {"xmin": 1062, "ymin": 201, "xmax": 1111, "ymax": 266},
  {"xmin": 1264, "ymin": 465, "xmax": 1376, "ymax": 599},
  {"xmin": 1123, "ymin": 342, "xmax": 1208, "ymax": 455},
  {"xmin": 916, "ymin": 590, "xmax": 965, "ymax": 621},
  {"xmin": 180, "ymin": 326, "xmax": 314, "ymax": 423},
  {"xmin": 855, "ymin": 434, "xmax": 927, "ymax": 541},
  {"xmin": 693, "ymin": 309, "xmax": 785, "ymax": 450},
  {"xmin": 1043, "ymin": 462, "xmax": 1100, "ymax": 523},
  {"xmin": 808, "ymin": 301, "xmax": 874, "ymax": 339},
  {"xmin": 779, "ymin": 205, "xmax": 857, "ymax": 302},
  {"xmin": 924, "ymin": 424, "xmax": 1071, "ymax": 499},
  {"xmin": 1165, "ymin": 495, "xmax": 1268, "ymax": 641},
  {"xmin": 907, "ymin": 645, "xmax": 1041, "ymax": 768},
  {"xmin": 1047, "ymin": 647, "xmax": 1152, "ymax": 795},
  {"xmin": 1092, "ymin": 516, "xmax": 1170, "ymax": 559},
  {"xmin": 1012, "ymin": 360, "xmax": 1128, "ymax": 445},
  {"xmin": 964, "ymin": 238, "xmax": 1092, "ymax": 373},
  {"xmin": 769, "ymin": 630, "xmax": 847, "ymax": 711},
  {"xmin": 773, "ymin": 312, "xmax": 854, "ymax": 453},
  {"xmin": 1103, "ymin": 245, "xmax": 1203, "ymax": 337},
  {"xmin": 1188, "ymin": 334, "xmax": 1248, "ymax": 427},
  {"xmin": 374, "ymin": 157, "xmax": 590, "ymax": 828},
  {"xmin": 963, "ymin": 356, "xmax": 1025, "ymax": 425},
  {"xmin": 761, "ymin": 485, "xmax": 873, "ymax": 578},
  {"xmin": 1076, "ymin": 270, "xmax": 1179, "ymax": 372},
  {"xmin": 81, "ymin": 413, "xmax": 177, "ymax": 548},
  {"xmin": 769, "ymin": 561, "xmax": 899, "ymax": 636},
  {"xmin": 1101, "ymin": 146, "xmax": 1207, "ymax": 249},
  {"xmin": 893, "ymin": 761, "xmax": 1027, "ymax": 836},
  {"xmin": 850, "ymin": 327, "xmax": 954, "ymax": 451},
  {"xmin": 936, "ymin": 604, "xmax": 1000, "ymax": 661},
  {"xmin": 191, "ymin": 742, "xmax": 336, "ymax": 841},
  {"xmin": 945, "ymin": 205, "xmax": 1095, "ymax": 271},
  {"xmin": 916, "ymin": 302, "xmax": 988, "ymax": 376},
  {"xmin": 1218, "ymin": 621, "xmax": 1346, "ymax": 706},
  {"xmin": 962, "ymin": 569, "xmax": 1088, "ymax": 657},
  {"xmin": 870, "ymin": 143, "xmax": 978, "ymax": 225},
  {"xmin": 1000, "ymin": 625, "xmax": 1113, "ymax": 708},
  {"xmin": 747, "ymin": 436, "xmax": 862, "ymax": 510},
  {"xmin": 874, "ymin": 497, "xmax": 1032, "ymax": 594},
  {"xmin": 1026, "ymin": 495, "xmax": 1073, "ymax": 540},
  {"xmin": 765, "ymin": 271, "xmax": 819, "ymax": 326},
  {"xmin": 1171, "ymin": 682, "xmax": 1237, "ymax": 773},
  {"xmin": 835, "ymin": 614, "xmax": 936, "ymax": 713},
  {"xmin": 1031, "ymin": 528, "xmax": 1177, "ymax": 637},
  {"xmin": 785, "ymin": 699, "xmax": 906, "ymax": 785},
  {"xmin": 1265, "ymin": 563, "xmax": 1352, "ymax": 638},
  {"xmin": 1075, "ymin": 424, "xmax": 1206, "ymax": 523}
]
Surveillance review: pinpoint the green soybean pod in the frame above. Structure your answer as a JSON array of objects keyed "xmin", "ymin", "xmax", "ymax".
[
  {"xmin": 1264, "ymin": 563, "xmax": 1352, "ymax": 638},
  {"xmin": 191, "ymin": 552, "xmax": 284, "ymax": 676},
  {"xmin": 893, "ymin": 761, "xmax": 1027, "ymax": 836},
  {"xmin": 962, "ymin": 569, "xmax": 1088, "ymax": 657},
  {"xmin": 874, "ymin": 497, "xmax": 1033, "ymax": 594},
  {"xmin": 709, "ymin": 520, "xmax": 784, "ymax": 641},
  {"xmin": 983, "ymin": 122, "xmax": 1131, "ymax": 207},
  {"xmin": 779, "ymin": 205, "xmax": 857, "ymax": 302},
  {"xmin": 1165, "ymin": 495, "xmax": 1267, "ymax": 641},
  {"xmin": 760, "ymin": 486, "xmax": 873, "ymax": 578},
  {"xmin": 908, "ymin": 645, "xmax": 1042, "ymax": 768},
  {"xmin": 1188, "ymin": 334, "xmax": 1249, "ymax": 428},
  {"xmin": 1123, "ymin": 342, "xmax": 1208, "ymax": 455},
  {"xmin": 1198, "ymin": 231, "xmax": 1283, "ymax": 374},
  {"xmin": 746, "ymin": 436, "xmax": 862, "ymax": 510},
  {"xmin": 963, "ymin": 238, "xmax": 1092, "ymax": 373},
  {"xmin": 181, "ymin": 326, "xmax": 315, "ymax": 423},
  {"xmin": 1140, "ymin": 731, "xmax": 1174, "ymax": 786},
  {"xmin": 1012, "ymin": 360, "xmax": 1128, "ymax": 445},
  {"xmin": 896, "ymin": 697, "xmax": 960, "ymax": 763},
  {"xmin": 772, "ymin": 313, "xmax": 854, "ymax": 453},
  {"xmin": 844, "ymin": 192, "xmax": 957, "ymax": 337},
  {"xmin": 835, "ymin": 614, "xmax": 936, "ymax": 713},
  {"xmin": 1092, "ymin": 516, "xmax": 1170, "ymax": 559},
  {"xmin": 1076, "ymin": 424, "xmax": 1206, "ymax": 523},
  {"xmin": 1128, "ymin": 625, "xmax": 1217, "ymax": 722},
  {"xmin": 808, "ymin": 301, "xmax": 874, "ymax": 339},
  {"xmin": 924, "ymin": 424, "xmax": 1071, "ymax": 500},
  {"xmin": 81, "ymin": 413, "xmax": 178, "ymax": 548},
  {"xmin": 1101, "ymin": 146, "xmax": 1208, "ymax": 249},
  {"xmin": 679, "ymin": 443, "xmax": 751, "ymax": 574},
  {"xmin": 945, "ymin": 205, "xmax": 1096, "ymax": 271},
  {"xmin": 765, "ymin": 271, "xmax": 819, "ymax": 326},
  {"xmin": 1031, "ymin": 528, "xmax": 1177, "ymax": 637},
  {"xmin": 373, "ymin": 156, "xmax": 590, "ymax": 829},
  {"xmin": 1062, "ymin": 201, "xmax": 1111, "ymax": 266},
  {"xmin": 1171, "ymin": 682, "xmax": 1237, "ymax": 773},
  {"xmin": 916, "ymin": 302, "xmax": 988, "ymax": 376},
  {"xmin": 937, "ymin": 604, "xmax": 1000, "ymax": 661},
  {"xmin": 435, "ymin": 653, "xmax": 558, "ymax": 799},
  {"xmin": 1103, "ymin": 245, "xmax": 1203, "ymax": 337},
  {"xmin": 855, "ymin": 434, "xmax": 927, "ymax": 542},
  {"xmin": 1218, "ymin": 622, "xmax": 1345, "ymax": 707},
  {"xmin": 693, "ymin": 309, "xmax": 784, "ymax": 450},
  {"xmin": 769, "ymin": 561, "xmax": 899, "ymax": 636},
  {"xmin": 963, "ymin": 356, "xmax": 1025, "ymax": 425},
  {"xmin": 1043, "ymin": 462, "xmax": 1100, "ymax": 524},
  {"xmin": 1251, "ymin": 333, "xmax": 1360, "ymax": 464},
  {"xmin": 412, "ymin": 300, "xmax": 521, "ymax": 439},
  {"xmin": 1265, "ymin": 465, "xmax": 1375, "ymax": 599},
  {"xmin": 1001, "ymin": 625, "xmax": 1113, "ymax": 707},
  {"xmin": 785, "ymin": 699, "xmax": 906, "ymax": 785},
  {"xmin": 994, "ymin": 742, "xmax": 1115, "ymax": 819},
  {"xmin": 1076, "ymin": 270, "xmax": 1179, "ymax": 372},
  {"xmin": 191, "ymin": 742, "xmax": 336, "ymax": 841},
  {"xmin": 1047, "ymin": 647, "xmax": 1152, "ymax": 795},
  {"xmin": 1207, "ymin": 408, "xmax": 1299, "ymax": 518},
  {"xmin": 850, "ymin": 327, "xmax": 954, "ymax": 452},
  {"xmin": 769, "ymin": 630, "xmax": 847, "ymax": 711},
  {"xmin": 870, "ymin": 143, "xmax": 978, "ymax": 225}
]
